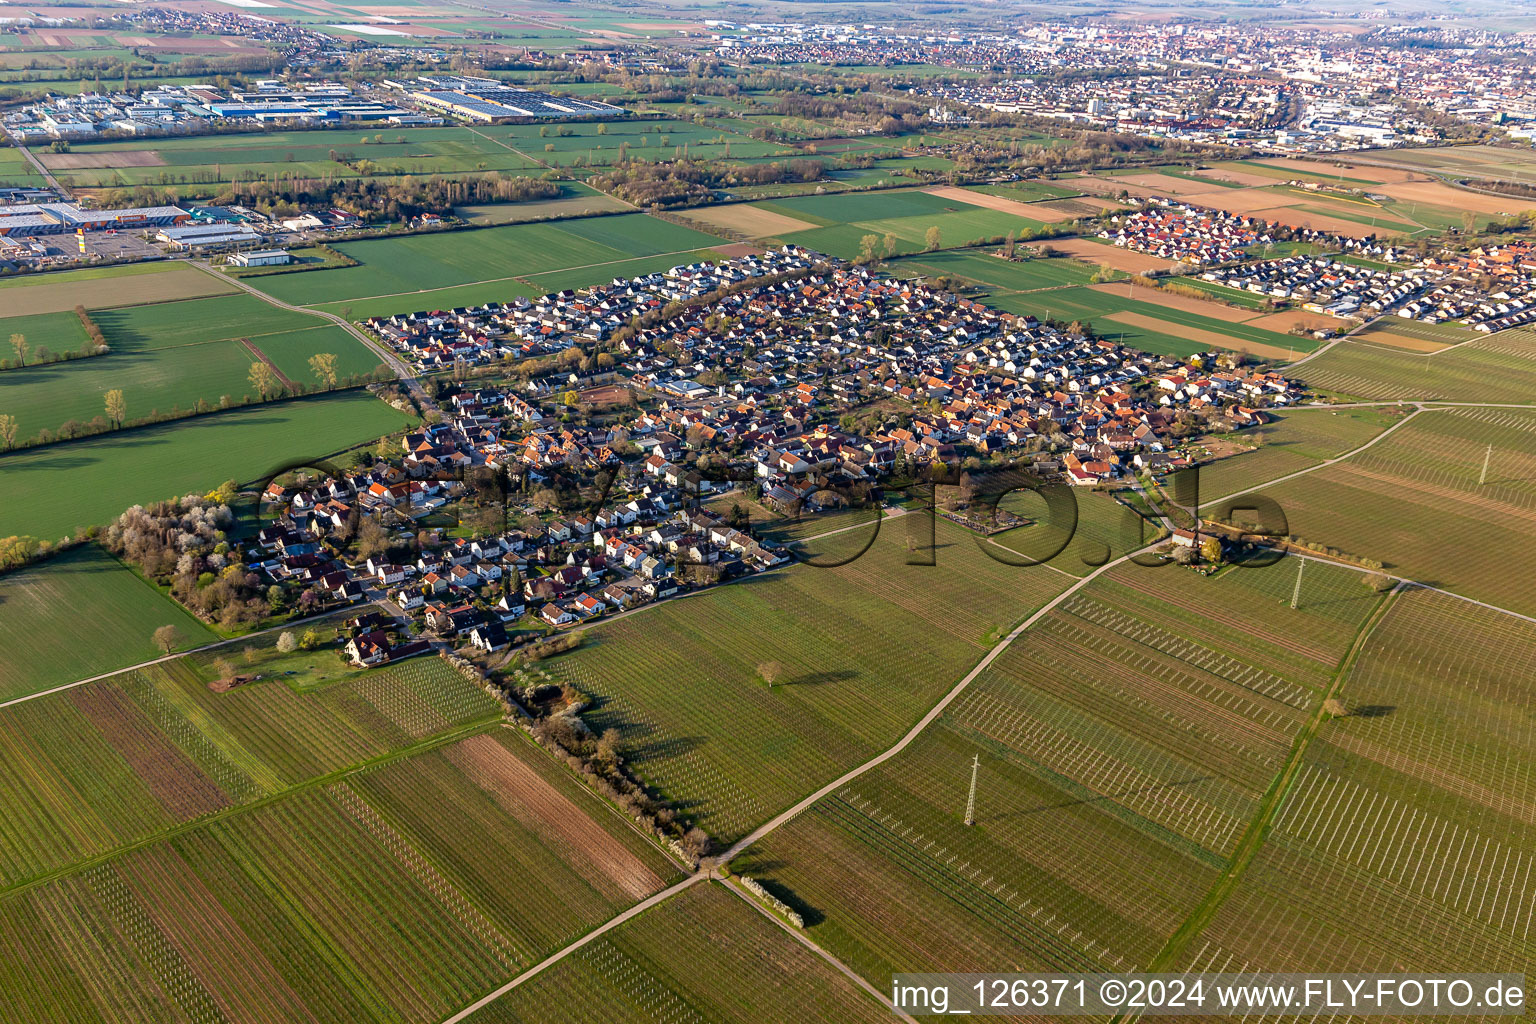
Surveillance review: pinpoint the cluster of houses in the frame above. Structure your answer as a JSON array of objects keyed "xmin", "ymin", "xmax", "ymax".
[
  {"xmin": 1197, "ymin": 254, "xmax": 1429, "ymax": 319},
  {"xmin": 363, "ymin": 247, "xmax": 821, "ymax": 371},
  {"xmin": 249, "ymin": 417, "xmax": 795, "ymax": 666},
  {"xmin": 382, "ymin": 250, "xmax": 1306, "ymax": 499},
  {"xmin": 246, "ymin": 245, "xmax": 1316, "ymax": 668},
  {"xmin": 1410, "ymin": 241, "xmax": 1536, "ymax": 332},
  {"xmin": 1098, "ymin": 202, "xmax": 1268, "ymax": 265},
  {"xmin": 1198, "ymin": 242, "xmax": 1536, "ymax": 332}
]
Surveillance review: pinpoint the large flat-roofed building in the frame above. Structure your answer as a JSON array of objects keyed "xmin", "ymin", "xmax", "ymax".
[
  {"xmin": 403, "ymin": 75, "xmax": 624, "ymax": 122},
  {"xmin": 0, "ymin": 203, "xmax": 189, "ymax": 237},
  {"xmin": 229, "ymin": 248, "xmax": 292, "ymax": 267},
  {"xmin": 157, "ymin": 222, "xmax": 262, "ymax": 251}
]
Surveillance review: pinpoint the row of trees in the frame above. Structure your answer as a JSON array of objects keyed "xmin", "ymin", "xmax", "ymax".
[
  {"xmin": 591, "ymin": 156, "xmax": 825, "ymax": 208},
  {"xmin": 0, "ymin": 351, "xmax": 359, "ymax": 452},
  {"xmin": 0, "ymin": 350, "xmax": 383, "ymax": 452},
  {"xmin": 93, "ymin": 170, "xmax": 562, "ymax": 223},
  {"xmin": 0, "ymin": 312, "xmax": 110, "ymax": 373}
]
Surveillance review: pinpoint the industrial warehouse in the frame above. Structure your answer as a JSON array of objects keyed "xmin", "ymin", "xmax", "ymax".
[
  {"xmin": 393, "ymin": 75, "xmax": 625, "ymax": 122},
  {"xmin": 0, "ymin": 202, "xmax": 189, "ymax": 236}
]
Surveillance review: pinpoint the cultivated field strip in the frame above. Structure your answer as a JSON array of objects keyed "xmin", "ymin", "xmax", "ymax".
[
  {"xmin": 467, "ymin": 883, "xmax": 892, "ymax": 1024},
  {"xmin": 1094, "ymin": 564, "xmax": 1377, "ymax": 690},
  {"xmin": 1059, "ymin": 594, "xmax": 1312, "ymax": 709},
  {"xmin": 1168, "ymin": 584, "xmax": 1536, "ymax": 979},
  {"xmin": 441, "ymin": 734, "xmax": 668, "ymax": 903},
  {"xmin": 0, "ymin": 655, "xmax": 501, "ymax": 895},
  {"xmin": 1279, "ymin": 766, "xmax": 1536, "ymax": 940},
  {"xmin": 956, "ymin": 688, "xmax": 1250, "ymax": 857},
  {"xmin": 1345, "ymin": 408, "xmax": 1536, "ymax": 512},
  {"xmin": 1328, "ymin": 588, "xmax": 1536, "ymax": 828},
  {"xmin": 22, "ymin": 873, "xmax": 181, "ymax": 1023},
  {"xmin": 1035, "ymin": 617, "xmax": 1297, "ymax": 734},
  {"xmin": 1012, "ymin": 624, "xmax": 1291, "ymax": 787},
  {"xmin": 84, "ymin": 860, "xmax": 228, "ymax": 1024},
  {"xmin": 332, "ymin": 784, "xmax": 525, "ymax": 972},
  {"xmin": 346, "ymin": 734, "xmax": 678, "ymax": 962},
  {"xmin": 69, "ymin": 684, "xmax": 231, "ymax": 820},
  {"xmin": 543, "ymin": 523, "xmax": 1073, "ymax": 842},
  {"xmin": 116, "ymin": 844, "xmax": 321, "ymax": 1024},
  {"xmin": 735, "ymin": 711, "xmax": 1222, "ymax": 983},
  {"xmin": 204, "ymin": 789, "xmax": 511, "ymax": 1020},
  {"xmin": 574, "ymin": 940, "xmax": 708, "ymax": 1024},
  {"xmin": 1210, "ymin": 838, "xmax": 1535, "ymax": 975},
  {"xmin": 1295, "ymin": 329, "xmax": 1536, "ymax": 402},
  {"xmin": 830, "ymin": 789, "xmax": 1130, "ymax": 971},
  {"xmin": 121, "ymin": 668, "xmax": 280, "ymax": 798},
  {"xmin": 352, "ymin": 668, "xmax": 455, "ymax": 738}
]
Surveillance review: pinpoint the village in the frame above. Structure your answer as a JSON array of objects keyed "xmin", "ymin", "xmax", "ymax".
[
  {"xmin": 241, "ymin": 244, "xmax": 1309, "ymax": 669},
  {"xmin": 1196, "ymin": 238, "xmax": 1536, "ymax": 328}
]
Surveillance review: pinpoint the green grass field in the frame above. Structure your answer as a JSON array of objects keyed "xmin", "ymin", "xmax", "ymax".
[
  {"xmin": 497, "ymin": 118, "xmax": 795, "ymax": 168},
  {"xmin": 544, "ymin": 518, "xmax": 1074, "ymax": 842},
  {"xmin": 254, "ymin": 324, "xmax": 389, "ymax": 383},
  {"xmin": 253, "ymin": 215, "xmax": 726, "ymax": 307},
  {"xmin": 0, "ymin": 311, "xmax": 92, "ymax": 366},
  {"xmin": 0, "ymin": 262, "xmax": 236, "ymax": 317},
  {"xmin": 35, "ymin": 126, "xmax": 542, "ymax": 190},
  {"xmin": 0, "ymin": 389, "xmax": 417, "ymax": 539},
  {"xmin": 1, "ymin": 337, "xmax": 264, "ymax": 444},
  {"xmin": 0, "ymin": 291, "xmax": 382, "ymax": 445},
  {"xmin": 0, "ymin": 545, "xmax": 217, "ymax": 702},
  {"xmin": 891, "ymin": 249, "xmax": 1103, "ymax": 293},
  {"xmin": 454, "ymin": 182, "xmax": 630, "ymax": 225},
  {"xmin": 716, "ymin": 188, "xmax": 1054, "ymax": 259},
  {"xmin": 971, "ymin": 180, "xmax": 1085, "ymax": 202},
  {"xmin": 0, "ymin": 145, "xmax": 46, "ymax": 186},
  {"xmin": 90, "ymin": 293, "xmax": 319, "ymax": 352}
]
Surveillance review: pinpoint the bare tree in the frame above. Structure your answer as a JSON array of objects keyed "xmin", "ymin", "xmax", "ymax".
[
  {"xmin": 682, "ymin": 827, "xmax": 711, "ymax": 857},
  {"xmin": 596, "ymin": 727, "xmax": 622, "ymax": 764},
  {"xmin": 152, "ymin": 624, "xmax": 182, "ymax": 654},
  {"xmin": 758, "ymin": 660, "xmax": 784, "ymax": 687},
  {"xmin": 9, "ymin": 332, "xmax": 27, "ymax": 367},
  {"xmin": 356, "ymin": 516, "xmax": 391, "ymax": 560},
  {"xmin": 1322, "ymin": 697, "xmax": 1349, "ymax": 718}
]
